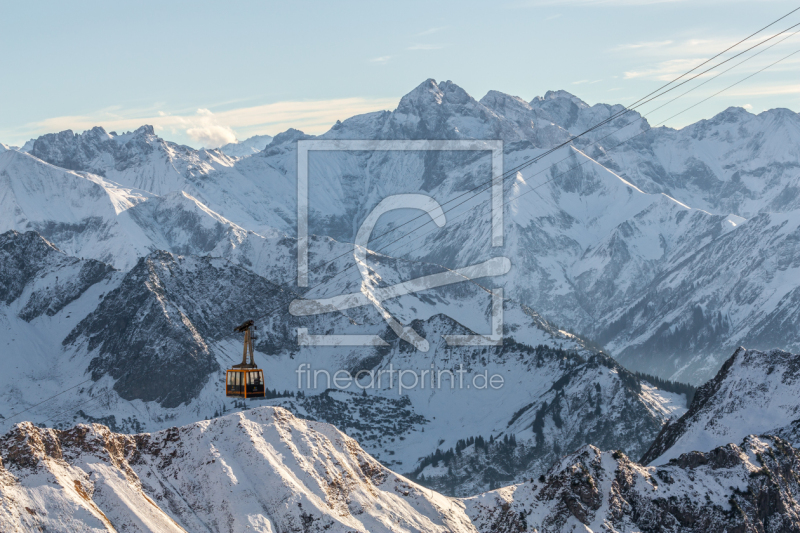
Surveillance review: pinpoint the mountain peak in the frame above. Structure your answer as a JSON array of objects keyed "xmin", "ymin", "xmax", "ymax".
[
  {"xmin": 397, "ymin": 79, "xmax": 474, "ymax": 110},
  {"xmin": 538, "ymin": 89, "xmax": 586, "ymax": 105},
  {"xmin": 269, "ymin": 127, "xmax": 308, "ymax": 146},
  {"xmin": 218, "ymin": 134, "xmax": 274, "ymax": 158},
  {"xmin": 133, "ymin": 124, "xmax": 155, "ymax": 136},
  {"xmin": 480, "ymin": 90, "xmax": 532, "ymax": 111}
]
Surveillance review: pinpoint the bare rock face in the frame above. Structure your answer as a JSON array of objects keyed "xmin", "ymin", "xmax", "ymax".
[
  {"xmin": 0, "ymin": 230, "xmax": 114, "ymax": 319},
  {"xmin": 0, "ymin": 407, "xmax": 478, "ymax": 533},
  {"xmin": 63, "ymin": 250, "xmax": 290, "ymax": 408},
  {"xmin": 465, "ymin": 436, "xmax": 800, "ymax": 533}
]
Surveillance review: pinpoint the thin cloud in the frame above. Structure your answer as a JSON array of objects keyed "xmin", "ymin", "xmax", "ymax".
[
  {"xmin": 545, "ymin": 13, "xmax": 561, "ymax": 20},
  {"xmin": 20, "ymin": 97, "xmax": 401, "ymax": 147},
  {"xmin": 370, "ymin": 56, "xmax": 392, "ymax": 63},
  {"xmin": 415, "ymin": 26, "xmax": 447, "ymax": 36},
  {"xmin": 726, "ymin": 83, "xmax": 800, "ymax": 97},
  {"xmin": 613, "ymin": 40, "xmax": 673, "ymax": 51},
  {"xmin": 623, "ymin": 57, "xmax": 707, "ymax": 80},
  {"xmin": 407, "ymin": 43, "xmax": 447, "ymax": 51}
]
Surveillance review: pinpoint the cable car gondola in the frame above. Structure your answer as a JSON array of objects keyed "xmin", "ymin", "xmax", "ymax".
[{"xmin": 225, "ymin": 319, "xmax": 265, "ymax": 399}]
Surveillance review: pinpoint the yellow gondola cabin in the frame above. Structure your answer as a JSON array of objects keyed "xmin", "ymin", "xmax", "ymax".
[{"xmin": 226, "ymin": 319, "xmax": 266, "ymax": 398}]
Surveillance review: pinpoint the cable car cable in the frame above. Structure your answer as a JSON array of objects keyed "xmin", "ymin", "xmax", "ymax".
[
  {"xmin": 207, "ymin": 8, "xmax": 800, "ymax": 344},
  {"xmin": 3, "ymin": 8, "xmax": 798, "ymax": 425},
  {"xmin": 209, "ymin": 16, "xmax": 800, "ymax": 345},
  {"xmin": 384, "ymin": 43, "xmax": 800, "ymax": 259},
  {"xmin": 0, "ymin": 378, "xmax": 92, "ymax": 427}
]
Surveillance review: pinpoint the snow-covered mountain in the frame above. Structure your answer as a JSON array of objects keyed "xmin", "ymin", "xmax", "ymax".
[
  {"xmin": 14, "ymin": 87, "xmax": 799, "ymax": 385},
  {"xmin": 2, "ymin": 77, "xmax": 800, "ymax": 500},
  {"xmin": 0, "ymin": 149, "xmax": 297, "ymax": 273},
  {"xmin": 29, "ymin": 125, "xmax": 238, "ymax": 196},
  {"xmin": 598, "ymin": 106, "xmax": 800, "ymax": 218},
  {"xmin": 3, "ymin": 407, "xmax": 800, "ymax": 532},
  {"xmin": 641, "ymin": 347, "xmax": 800, "ymax": 466},
  {"xmin": 0, "ymin": 230, "xmax": 690, "ymax": 496},
  {"xmin": 466, "ymin": 434, "xmax": 800, "ymax": 533},
  {"xmin": 218, "ymin": 134, "xmax": 273, "ymax": 158},
  {"xmin": 0, "ymin": 407, "xmax": 478, "ymax": 532},
  {"xmin": 602, "ymin": 213, "xmax": 800, "ymax": 382}
]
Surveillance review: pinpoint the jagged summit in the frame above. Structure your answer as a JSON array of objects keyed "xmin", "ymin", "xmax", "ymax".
[
  {"xmin": 641, "ymin": 347, "xmax": 800, "ymax": 465},
  {"xmin": 0, "ymin": 407, "xmax": 478, "ymax": 532},
  {"xmin": 466, "ymin": 434, "xmax": 800, "ymax": 532},
  {"xmin": 269, "ymin": 127, "xmax": 307, "ymax": 145},
  {"xmin": 4, "ymin": 407, "xmax": 800, "ymax": 532}
]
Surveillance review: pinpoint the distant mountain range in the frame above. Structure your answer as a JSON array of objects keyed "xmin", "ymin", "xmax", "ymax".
[{"xmin": 1, "ymin": 78, "xmax": 799, "ymax": 500}]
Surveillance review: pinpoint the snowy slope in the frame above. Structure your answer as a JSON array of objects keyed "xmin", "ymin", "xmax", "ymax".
[
  {"xmin": 597, "ymin": 106, "xmax": 800, "ymax": 218},
  {"xmin": 603, "ymin": 211, "xmax": 800, "ymax": 383},
  {"xmin": 0, "ymin": 407, "xmax": 478, "ymax": 533},
  {"xmin": 641, "ymin": 347, "xmax": 800, "ymax": 465},
  {"xmin": 218, "ymin": 134, "xmax": 273, "ymax": 158},
  {"xmin": 464, "ymin": 435, "xmax": 800, "ymax": 533},
  {"xmin": 3, "ymin": 409, "xmax": 799, "ymax": 533},
  {"xmin": 28, "ymin": 125, "xmax": 295, "ymax": 236},
  {"xmin": 0, "ymin": 150, "xmax": 299, "ymax": 275},
  {"xmin": 0, "ymin": 232, "xmax": 688, "ymax": 497}
]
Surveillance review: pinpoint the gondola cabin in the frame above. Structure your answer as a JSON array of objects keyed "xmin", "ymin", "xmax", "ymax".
[
  {"xmin": 225, "ymin": 369, "xmax": 265, "ymax": 398},
  {"xmin": 226, "ymin": 319, "xmax": 266, "ymax": 399}
]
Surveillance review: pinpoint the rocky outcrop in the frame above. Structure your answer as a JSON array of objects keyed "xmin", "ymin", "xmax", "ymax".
[
  {"xmin": 63, "ymin": 251, "xmax": 289, "ymax": 408},
  {"xmin": 641, "ymin": 347, "xmax": 800, "ymax": 465},
  {"xmin": 466, "ymin": 435, "xmax": 800, "ymax": 533},
  {"xmin": 0, "ymin": 407, "xmax": 478, "ymax": 533},
  {"xmin": 0, "ymin": 230, "xmax": 114, "ymax": 319}
]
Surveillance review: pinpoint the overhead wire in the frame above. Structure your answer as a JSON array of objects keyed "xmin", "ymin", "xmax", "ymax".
[
  {"xmin": 208, "ymin": 7, "xmax": 800, "ymax": 345},
  {"xmin": 4, "ymin": 7, "xmax": 800, "ymax": 428}
]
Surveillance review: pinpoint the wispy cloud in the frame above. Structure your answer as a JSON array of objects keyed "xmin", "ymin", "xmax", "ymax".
[
  {"xmin": 623, "ymin": 58, "xmax": 705, "ymax": 80},
  {"xmin": 726, "ymin": 83, "xmax": 800, "ymax": 97},
  {"xmin": 544, "ymin": 13, "xmax": 562, "ymax": 20},
  {"xmin": 415, "ymin": 26, "xmax": 447, "ymax": 36},
  {"xmin": 19, "ymin": 97, "xmax": 401, "ymax": 148},
  {"xmin": 370, "ymin": 56, "xmax": 392, "ymax": 63},
  {"xmin": 613, "ymin": 40, "xmax": 673, "ymax": 51},
  {"xmin": 407, "ymin": 43, "xmax": 448, "ymax": 51}
]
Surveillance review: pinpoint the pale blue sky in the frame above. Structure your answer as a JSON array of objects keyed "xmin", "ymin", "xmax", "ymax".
[{"xmin": 2, "ymin": 0, "xmax": 799, "ymax": 148}]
